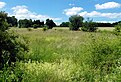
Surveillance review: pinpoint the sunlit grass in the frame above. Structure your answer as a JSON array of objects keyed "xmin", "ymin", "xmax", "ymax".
[{"xmin": 2, "ymin": 27, "xmax": 121, "ymax": 82}]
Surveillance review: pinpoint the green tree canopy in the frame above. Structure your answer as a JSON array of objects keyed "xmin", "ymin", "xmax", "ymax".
[
  {"xmin": 33, "ymin": 20, "xmax": 44, "ymax": 28},
  {"xmin": 7, "ymin": 16, "xmax": 18, "ymax": 27},
  {"xmin": 0, "ymin": 11, "xmax": 8, "ymax": 31},
  {"xmin": 69, "ymin": 15, "xmax": 84, "ymax": 31},
  {"xmin": 46, "ymin": 19, "xmax": 56, "ymax": 29},
  {"xmin": 60, "ymin": 22, "xmax": 69, "ymax": 27},
  {"xmin": 18, "ymin": 19, "xmax": 32, "ymax": 28}
]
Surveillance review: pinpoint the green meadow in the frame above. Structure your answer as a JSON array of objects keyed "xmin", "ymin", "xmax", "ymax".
[{"xmin": 1, "ymin": 27, "xmax": 121, "ymax": 82}]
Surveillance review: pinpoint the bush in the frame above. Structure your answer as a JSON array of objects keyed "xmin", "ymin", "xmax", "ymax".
[
  {"xmin": 88, "ymin": 35, "xmax": 121, "ymax": 75},
  {"xmin": 27, "ymin": 28, "xmax": 32, "ymax": 31},
  {"xmin": 0, "ymin": 31, "xmax": 29, "ymax": 70},
  {"xmin": 0, "ymin": 11, "xmax": 29, "ymax": 69},
  {"xmin": 81, "ymin": 18, "xmax": 97, "ymax": 32},
  {"xmin": 42, "ymin": 27, "xmax": 48, "ymax": 31},
  {"xmin": 0, "ymin": 61, "xmax": 27, "ymax": 82},
  {"xmin": 114, "ymin": 23, "xmax": 121, "ymax": 35}
]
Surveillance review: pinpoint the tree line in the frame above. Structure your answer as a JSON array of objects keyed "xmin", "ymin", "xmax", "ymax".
[
  {"xmin": 6, "ymin": 15, "xmax": 121, "ymax": 29},
  {"xmin": 60, "ymin": 20, "xmax": 121, "ymax": 27},
  {"xmin": 6, "ymin": 16, "xmax": 56, "ymax": 29}
]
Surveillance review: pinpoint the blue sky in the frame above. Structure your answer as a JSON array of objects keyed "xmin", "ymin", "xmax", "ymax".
[{"xmin": 0, "ymin": 0, "xmax": 121, "ymax": 24}]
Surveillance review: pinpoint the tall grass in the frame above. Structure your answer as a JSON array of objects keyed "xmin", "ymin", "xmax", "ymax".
[{"xmin": 1, "ymin": 28, "xmax": 121, "ymax": 82}]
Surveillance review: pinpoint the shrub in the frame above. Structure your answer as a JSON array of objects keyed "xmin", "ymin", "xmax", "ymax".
[
  {"xmin": 88, "ymin": 35, "xmax": 121, "ymax": 75},
  {"xmin": 0, "ymin": 11, "xmax": 29, "ymax": 69},
  {"xmin": 114, "ymin": 23, "xmax": 121, "ymax": 35},
  {"xmin": 27, "ymin": 28, "xmax": 32, "ymax": 31},
  {"xmin": 81, "ymin": 18, "xmax": 97, "ymax": 32},
  {"xmin": 42, "ymin": 27, "xmax": 48, "ymax": 31}
]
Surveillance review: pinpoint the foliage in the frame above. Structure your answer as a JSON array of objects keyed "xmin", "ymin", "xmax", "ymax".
[
  {"xmin": 33, "ymin": 20, "xmax": 44, "ymax": 28},
  {"xmin": 0, "ymin": 12, "xmax": 29, "ymax": 70},
  {"xmin": 89, "ymin": 35, "xmax": 121, "ymax": 73},
  {"xmin": 96, "ymin": 22, "xmax": 113, "ymax": 27},
  {"xmin": 0, "ymin": 62, "xmax": 24, "ymax": 82},
  {"xmin": 69, "ymin": 15, "xmax": 84, "ymax": 31},
  {"xmin": 7, "ymin": 16, "xmax": 17, "ymax": 27},
  {"xmin": 114, "ymin": 23, "xmax": 121, "ymax": 35},
  {"xmin": 18, "ymin": 19, "xmax": 44, "ymax": 28},
  {"xmin": 42, "ymin": 27, "xmax": 48, "ymax": 31},
  {"xmin": 112, "ymin": 21, "xmax": 121, "ymax": 27},
  {"xmin": 1, "ymin": 28, "xmax": 121, "ymax": 82},
  {"xmin": 18, "ymin": 19, "xmax": 32, "ymax": 28},
  {"xmin": 60, "ymin": 22, "xmax": 69, "ymax": 27},
  {"xmin": 81, "ymin": 18, "xmax": 97, "ymax": 32},
  {"xmin": 33, "ymin": 24, "xmax": 39, "ymax": 29},
  {"xmin": 27, "ymin": 28, "xmax": 32, "ymax": 31},
  {"xmin": 46, "ymin": 19, "xmax": 56, "ymax": 29},
  {"xmin": 0, "ymin": 11, "xmax": 9, "ymax": 31}
]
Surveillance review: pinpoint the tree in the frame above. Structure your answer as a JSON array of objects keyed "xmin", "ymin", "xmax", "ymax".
[
  {"xmin": 40, "ymin": 21, "xmax": 44, "ymax": 27},
  {"xmin": 33, "ymin": 20, "xmax": 44, "ymax": 28},
  {"xmin": 69, "ymin": 15, "xmax": 84, "ymax": 31},
  {"xmin": 0, "ymin": 12, "xmax": 9, "ymax": 31},
  {"xmin": 46, "ymin": 19, "xmax": 56, "ymax": 29},
  {"xmin": 60, "ymin": 22, "xmax": 69, "ymax": 27},
  {"xmin": 96, "ymin": 22, "xmax": 113, "ymax": 27},
  {"xmin": 112, "ymin": 21, "xmax": 121, "ymax": 27},
  {"xmin": 18, "ymin": 19, "xmax": 32, "ymax": 28},
  {"xmin": 7, "ymin": 16, "xmax": 18, "ymax": 27},
  {"xmin": 0, "ymin": 11, "xmax": 29, "ymax": 69},
  {"xmin": 81, "ymin": 18, "xmax": 97, "ymax": 32}
]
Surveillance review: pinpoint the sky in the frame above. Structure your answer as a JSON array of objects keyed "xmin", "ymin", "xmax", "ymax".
[{"xmin": 0, "ymin": 0, "xmax": 121, "ymax": 25}]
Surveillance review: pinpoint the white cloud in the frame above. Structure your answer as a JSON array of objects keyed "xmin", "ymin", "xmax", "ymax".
[
  {"xmin": 95, "ymin": 2, "xmax": 121, "ymax": 10},
  {"xmin": 63, "ymin": 7, "xmax": 83, "ymax": 16},
  {"xmin": 63, "ymin": 6, "xmax": 121, "ymax": 18},
  {"xmin": 9, "ymin": 5, "xmax": 61, "ymax": 21},
  {"xmin": 12, "ymin": 6, "xmax": 30, "ymax": 14},
  {"xmin": 63, "ymin": 6, "xmax": 121, "ymax": 19},
  {"xmin": 101, "ymin": 13, "xmax": 121, "ymax": 18},
  {"xmin": 79, "ymin": 11, "xmax": 101, "ymax": 17},
  {"xmin": 0, "ymin": 1, "xmax": 6, "ymax": 9},
  {"xmin": 79, "ymin": 11, "xmax": 121, "ymax": 18}
]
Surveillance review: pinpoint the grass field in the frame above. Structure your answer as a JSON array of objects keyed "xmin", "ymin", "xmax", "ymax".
[
  {"xmin": 54, "ymin": 27, "xmax": 115, "ymax": 32},
  {"xmin": 52, "ymin": 27, "xmax": 115, "ymax": 31},
  {"xmin": 2, "ymin": 27, "xmax": 121, "ymax": 82},
  {"xmin": 98, "ymin": 27, "xmax": 114, "ymax": 31}
]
